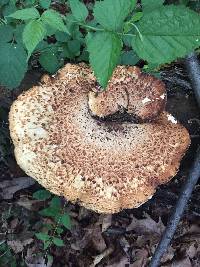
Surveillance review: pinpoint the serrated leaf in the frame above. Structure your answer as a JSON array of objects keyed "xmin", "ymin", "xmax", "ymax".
[
  {"xmin": 0, "ymin": 43, "xmax": 27, "ymax": 89},
  {"xmin": 69, "ymin": 0, "xmax": 88, "ymax": 22},
  {"xmin": 39, "ymin": 0, "xmax": 51, "ymax": 9},
  {"xmin": 8, "ymin": 7, "xmax": 40, "ymax": 20},
  {"xmin": 52, "ymin": 237, "xmax": 64, "ymax": 247},
  {"xmin": 39, "ymin": 51, "xmax": 60, "ymax": 73},
  {"xmin": 23, "ymin": 20, "xmax": 46, "ymax": 58},
  {"xmin": 35, "ymin": 232, "xmax": 50, "ymax": 241},
  {"xmin": 60, "ymin": 213, "xmax": 71, "ymax": 230},
  {"xmin": 33, "ymin": 189, "xmax": 51, "ymax": 200},
  {"xmin": 87, "ymin": 32, "xmax": 122, "ymax": 88},
  {"xmin": 142, "ymin": 0, "xmax": 164, "ymax": 12},
  {"xmin": 120, "ymin": 50, "xmax": 140, "ymax": 65},
  {"xmin": 93, "ymin": 0, "xmax": 136, "ymax": 31},
  {"xmin": 0, "ymin": 25, "xmax": 14, "ymax": 43},
  {"xmin": 41, "ymin": 9, "xmax": 69, "ymax": 33},
  {"xmin": 132, "ymin": 5, "xmax": 200, "ymax": 65}
]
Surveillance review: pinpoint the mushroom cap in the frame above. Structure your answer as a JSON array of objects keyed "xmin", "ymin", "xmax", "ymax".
[
  {"xmin": 9, "ymin": 64, "xmax": 190, "ymax": 213},
  {"xmin": 88, "ymin": 66, "xmax": 166, "ymax": 121}
]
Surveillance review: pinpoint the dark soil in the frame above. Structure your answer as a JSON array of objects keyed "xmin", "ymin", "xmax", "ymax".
[{"xmin": 0, "ymin": 62, "xmax": 200, "ymax": 267}]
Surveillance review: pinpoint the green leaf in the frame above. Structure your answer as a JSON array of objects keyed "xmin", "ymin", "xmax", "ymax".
[
  {"xmin": 35, "ymin": 232, "xmax": 50, "ymax": 241},
  {"xmin": 41, "ymin": 9, "xmax": 69, "ymax": 33},
  {"xmin": 50, "ymin": 196, "xmax": 61, "ymax": 209},
  {"xmin": 123, "ymin": 35, "xmax": 132, "ymax": 47},
  {"xmin": 47, "ymin": 255, "xmax": 53, "ymax": 264},
  {"xmin": 1, "ymin": 0, "xmax": 9, "ymax": 5},
  {"xmin": 132, "ymin": 12, "xmax": 143, "ymax": 22},
  {"xmin": 3, "ymin": 2, "xmax": 17, "ymax": 17},
  {"xmin": 120, "ymin": 50, "xmax": 140, "ymax": 65},
  {"xmin": 87, "ymin": 32, "xmax": 122, "ymax": 88},
  {"xmin": 43, "ymin": 240, "xmax": 51, "ymax": 249},
  {"xmin": 24, "ymin": 0, "xmax": 36, "ymax": 6},
  {"xmin": 77, "ymin": 49, "xmax": 89, "ymax": 62},
  {"xmin": 39, "ymin": 207, "xmax": 60, "ymax": 217},
  {"xmin": 132, "ymin": 5, "xmax": 200, "ymax": 65},
  {"xmin": 93, "ymin": 0, "xmax": 136, "ymax": 31},
  {"xmin": 56, "ymin": 227, "xmax": 64, "ymax": 234},
  {"xmin": 62, "ymin": 39, "xmax": 81, "ymax": 59},
  {"xmin": 39, "ymin": 51, "xmax": 60, "ymax": 73},
  {"xmin": 69, "ymin": 0, "xmax": 88, "ymax": 22},
  {"xmin": 23, "ymin": 20, "xmax": 46, "ymax": 58},
  {"xmin": 52, "ymin": 237, "xmax": 64, "ymax": 247},
  {"xmin": 33, "ymin": 189, "xmax": 51, "ymax": 200},
  {"xmin": 39, "ymin": 0, "xmax": 51, "ymax": 9},
  {"xmin": 60, "ymin": 213, "xmax": 71, "ymax": 230},
  {"xmin": 8, "ymin": 7, "xmax": 40, "ymax": 20},
  {"xmin": 14, "ymin": 24, "xmax": 25, "ymax": 43},
  {"xmin": 0, "ymin": 43, "xmax": 27, "ymax": 89},
  {"xmin": 43, "ymin": 223, "xmax": 53, "ymax": 231},
  {"xmin": 180, "ymin": 0, "xmax": 189, "ymax": 4},
  {"xmin": 142, "ymin": 0, "xmax": 164, "ymax": 12},
  {"xmin": 0, "ymin": 25, "xmax": 14, "ymax": 43},
  {"xmin": 68, "ymin": 39, "xmax": 81, "ymax": 56},
  {"xmin": 65, "ymin": 14, "xmax": 80, "ymax": 37},
  {"xmin": 55, "ymin": 31, "xmax": 70, "ymax": 42}
]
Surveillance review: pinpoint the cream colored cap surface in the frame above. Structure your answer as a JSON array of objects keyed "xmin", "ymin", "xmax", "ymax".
[{"xmin": 9, "ymin": 64, "xmax": 190, "ymax": 213}]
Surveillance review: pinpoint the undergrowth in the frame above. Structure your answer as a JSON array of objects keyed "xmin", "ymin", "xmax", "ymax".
[{"xmin": 0, "ymin": 0, "xmax": 200, "ymax": 89}]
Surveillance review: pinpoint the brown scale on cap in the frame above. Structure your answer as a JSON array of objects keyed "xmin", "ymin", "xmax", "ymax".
[
  {"xmin": 9, "ymin": 63, "xmax": 190, "ymax": 213},
  {"xmin": 89, "ymin": 66, "xmax": 167, "ymax": 121}
]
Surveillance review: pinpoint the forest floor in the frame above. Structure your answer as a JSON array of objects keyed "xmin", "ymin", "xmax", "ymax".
[{"xmin": 0, "ymin": 62, "xmax": 200, "ymax": 267}]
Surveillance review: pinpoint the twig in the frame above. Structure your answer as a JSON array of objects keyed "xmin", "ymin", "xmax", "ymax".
[{"xmin": 149, "ymin": 52, "xmax": 200, "ymax": 267}]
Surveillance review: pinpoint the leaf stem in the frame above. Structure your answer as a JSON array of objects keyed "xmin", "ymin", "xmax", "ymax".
[
  {"xmin": 79, "ymin": 23, "xmax": 104, "ymax": 32},
  {"xmin": 122, "ymin": 33, "xmax": 136, "ymax": 37},
  {"xmin": 79, "ymin": 23, "xmax": 136, "ymax": 38},
  {"xmin": 130, "ymin": 23, "xmax": 143, "ymax": 41}
]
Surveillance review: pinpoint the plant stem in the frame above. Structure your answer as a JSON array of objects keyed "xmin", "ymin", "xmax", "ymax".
[
  {"xmin": 79, "ymin": 23, "xmax": 104, "ymax": 32},
  {"xmin": 79, "ymin": 23, "xmax": 136, "ymax": 38},
  {"xmin": 129, "ymin": 23, "xmax": 143, "ymax": 40}
]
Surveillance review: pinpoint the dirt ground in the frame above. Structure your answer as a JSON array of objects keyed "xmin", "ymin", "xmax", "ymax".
[{"xmin": 0, "ymin": 62, "xmax": 200, "ymax": 266}]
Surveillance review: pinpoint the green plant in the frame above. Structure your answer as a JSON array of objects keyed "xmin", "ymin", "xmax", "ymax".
[
  {"xmin": 33, "ymin": 189, "xmax": 71, "ymax": 259},
  {"xmin": 0, "ymin": 0, "xmax": 200, "ymax": 89},
  {"xmin": 0, "ymin": 242, "xmax": 17, "ymax": 267}
]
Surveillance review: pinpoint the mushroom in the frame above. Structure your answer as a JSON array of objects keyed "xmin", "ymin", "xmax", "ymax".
[
  {"xmin": 88, "ymin": 66, "xmax": 166, "ymax": 122},
  {"xmin": 9, "ymin": 63, "xmax": 190, "ymax": 213}
]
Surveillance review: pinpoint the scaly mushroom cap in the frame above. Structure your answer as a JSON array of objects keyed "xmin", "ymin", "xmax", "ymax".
[
  {"xmin": 9, "ymin": 64, "xmax": 190, "ymax": 213},
  {"xmin": 89, "ymin": 66, "xmax": 166, "ymax": 121}
]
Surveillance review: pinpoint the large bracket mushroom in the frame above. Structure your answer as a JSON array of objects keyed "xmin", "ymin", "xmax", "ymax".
[{"xmin": 9, "ymin": 64, "xmax": 190, "ymax": 213}]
